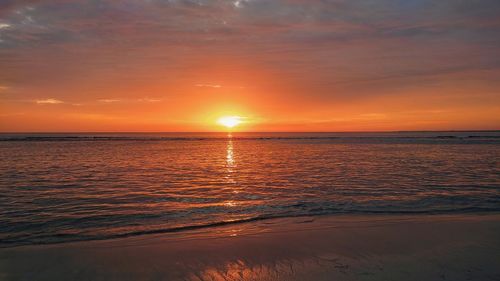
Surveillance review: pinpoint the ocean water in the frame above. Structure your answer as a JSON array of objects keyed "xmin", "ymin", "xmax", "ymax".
[{"xmin": 1, "ymin": 132, "xmax": 499, "ymax": 247}]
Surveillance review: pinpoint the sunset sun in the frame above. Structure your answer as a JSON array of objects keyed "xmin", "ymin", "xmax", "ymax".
[{"xmin": 217, "ymin": 116, "xmax": 243, "ymax": 128}]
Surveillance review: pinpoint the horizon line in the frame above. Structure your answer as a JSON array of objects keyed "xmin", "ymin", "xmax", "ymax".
[{"xmin": 1, "ymin": 130, "xmax": 499, "ymax": 134}]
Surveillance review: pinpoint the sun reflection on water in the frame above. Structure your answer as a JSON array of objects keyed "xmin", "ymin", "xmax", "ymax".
[
  {"xmin": 225, "ymin": 135, "xmax": 240, "ymax": 204},
  {"xmin": 225, "ymin": 135, "xmax": 237, "ymax": 188},
  {"xmin": 226, "ymin": 137, "xmax": 235, "ymax": 168},
  {"xmin": 224, "ymin": 200, "xmax": 237, "ymax": 207}
]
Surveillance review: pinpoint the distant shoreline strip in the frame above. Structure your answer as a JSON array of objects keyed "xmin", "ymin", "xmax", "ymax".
[{"xmin": 1, "ymin": 135, "xmax": 499, "ymax": 142}]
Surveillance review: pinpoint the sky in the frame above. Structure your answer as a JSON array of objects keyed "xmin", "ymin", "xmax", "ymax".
[{"xmin": 0, "ymin": 0, "xmax": 499, "ymax": 132}]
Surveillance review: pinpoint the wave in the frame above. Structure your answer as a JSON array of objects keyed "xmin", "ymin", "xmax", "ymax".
[{"xmin": 2, "ymin": 206, "xmax": 499, "ymax": 249}]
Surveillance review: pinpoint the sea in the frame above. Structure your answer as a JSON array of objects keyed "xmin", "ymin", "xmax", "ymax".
[{"xmin": 1, "ymin": 131, "xmax": 499, "ymax": 247}]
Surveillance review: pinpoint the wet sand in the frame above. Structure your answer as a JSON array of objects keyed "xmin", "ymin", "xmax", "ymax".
[{"xmin": 1, "ymin": 213, "xmax": 499, "ymax": 281}]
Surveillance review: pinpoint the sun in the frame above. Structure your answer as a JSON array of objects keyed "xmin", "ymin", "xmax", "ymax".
[{"xmin": 217, "ymin": 116, "xmax": 243, "ymax": 128}]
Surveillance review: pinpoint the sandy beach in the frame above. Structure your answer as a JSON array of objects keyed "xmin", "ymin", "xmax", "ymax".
[{"xmin": 1, "ymin": 213, "xmax": 499, "ymax": 281}]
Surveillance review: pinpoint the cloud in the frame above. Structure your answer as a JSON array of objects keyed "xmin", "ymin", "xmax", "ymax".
[
  {"xmin": 98, "ymin": 98, "xmax": 161, "ymax": 103},
  {"xmin": 233, "ymin": 0, "xmax": 251, "ymax": 9},
  {"xmin": 195, "ymin": 84, "xmax": 222, "ymax": 88},
  {"xmin": 64, "ymin": 113, "xmax": 122, "ymax": 120},
  {"xmin": 357, "ymin": 113, "xmax": 387, "ymax": 120},
  {"xmin": 137, "ymin": 98, "xmax": 162, "ymax": 102},
  {"xmin": 36, "ymin": 98, "xmax": 63, "ymax": 104},
  {"xmin": 0, "ymin": 112, "xmax": 25, "ymax": 117},
  {"xmin": 98, "ymin": 99, "xmax": 121, "ymax": 103}
]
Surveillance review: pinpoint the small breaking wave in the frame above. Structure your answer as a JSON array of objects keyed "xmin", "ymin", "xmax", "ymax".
[{"xmin": 2, "ymin": 206, "xmax": 500, "ymax": 248}]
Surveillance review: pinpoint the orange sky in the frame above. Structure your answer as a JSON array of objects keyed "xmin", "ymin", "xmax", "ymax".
[{"xmin": 0, "ymin": 0, "xmax": 499, "ymax": 132}]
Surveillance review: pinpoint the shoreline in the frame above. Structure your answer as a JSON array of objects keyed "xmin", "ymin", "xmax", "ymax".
[
  {"xmin": 4, "ymin": 211, "xmax": 499, "ymax": 249},
  {"xmin": 1, "ymin": 213, "xmax": 500, "ymax": 280}
]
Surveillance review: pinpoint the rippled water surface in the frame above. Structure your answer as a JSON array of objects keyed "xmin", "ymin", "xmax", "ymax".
[{"xmin": 1, "ymin": 132, "xmax": 499, "ymax": 246}]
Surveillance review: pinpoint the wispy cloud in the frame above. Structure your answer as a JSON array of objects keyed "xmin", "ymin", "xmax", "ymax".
[
  {"xmin": 98, "ymin": 98, "xmax": 162, "ymax": 103},
  {"xmin": 233, "ymin": 0, "xmax": 250, "ymax": 9},
  {"xmin": 36, "ymin": 98, "xmax": 64, "ymax": 104},
  {"xmin": 98, "ymin": 99, "xmax": 121, "ymax": 103},
  {"xmin": 358, "ymin": 113, "xmax": 387, "ymax": 120},
  {"xmin": 65, "ymin": 113, "xmax": 122, "ymax": 121},
  {"xmin": 0, "ymin": 112, "xmax": 25, "ymax": 117},
  {"xmin": 195, "ymin": 84, "xmax": 222, "ymax": 88},
  {"xmin": 137, "ymin": 98, "xmax": 162, "ymax": 102}
]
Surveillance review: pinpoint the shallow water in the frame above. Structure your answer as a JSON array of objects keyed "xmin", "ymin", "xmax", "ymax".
[{"xmin": 1, "ymin": 132, "xmax": 499, "ymax": 246}]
